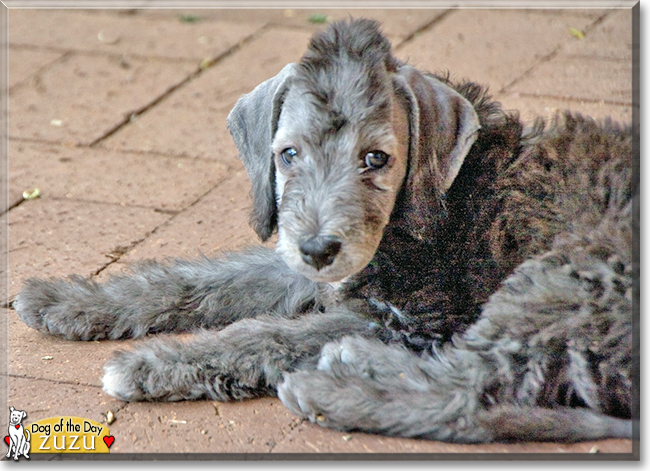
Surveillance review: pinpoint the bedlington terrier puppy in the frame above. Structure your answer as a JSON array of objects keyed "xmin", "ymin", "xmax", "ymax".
[{"xmin": 14, "ymin": 19, "xmax": 635, "ymax": 443}]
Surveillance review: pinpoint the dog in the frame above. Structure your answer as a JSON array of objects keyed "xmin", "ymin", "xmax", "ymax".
[
  {"xmin": 13, "ymin": 19, "xmax": 635, "ymax": 444},
  {"xmin": 6, "ymin": 407, "xmax": 30, "ymax": 460}
]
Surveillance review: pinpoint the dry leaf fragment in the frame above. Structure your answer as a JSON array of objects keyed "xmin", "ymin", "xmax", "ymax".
[
  {"xmin": 569, "ymin": 27, "xmax": 585, "ymax": 39},
  {"xmin": 23, "ymin": 188, "xmax": 41, "ymax": 200},
  {"xmin": 97, "ymin": 30, "xmax": 121, "ymax": 44},
  {"xmin": 179, "ymin": 14, "xmax": 200, "ymax": 23},
  {"xmin": 199, "ymin": 57, "xmax": 215, "ymax": 70},
  {"xmin": 308, "ymin": 13, "xmax": 331, "ymax": 24}
]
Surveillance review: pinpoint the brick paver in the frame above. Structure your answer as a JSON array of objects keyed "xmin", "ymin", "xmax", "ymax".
[
  {"xmin": 7, "ymin": 48, "xmax": 64, "ymax": 89},
  {"xmin": 2, "ymin": 5, "xmax": 636, "ymax": 459},
  {"xmin": 6, "ymin": 198, "xmax": 171, "ymax": 298},
  {"xmin": 101, "ymin": 27, "xmax": 315, "ymax": 162},
  {"xmin": 8, "ymin": 140, "xmax": 229, "ymax": 211},
  {"xmin": 396, "ymin": 9, "xmax": 595, "ymax": 91},
  {"xmin": 8, "ymin": 9, "xmax": 264, "ymax": 61}
]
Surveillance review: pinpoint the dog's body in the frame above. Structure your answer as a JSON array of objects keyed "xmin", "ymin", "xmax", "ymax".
[
  {"xmin": 6, "ymin": 407, "xmax": 30, "ymax": 460},
  {"xmin": 13, "ymin": 20, "xmax": 634, "ymax": 443}
]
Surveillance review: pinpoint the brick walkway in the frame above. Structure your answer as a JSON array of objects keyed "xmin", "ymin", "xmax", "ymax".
[{"xmin": 2, "ymin": 6, "xmax": 636, "ymax": 457}]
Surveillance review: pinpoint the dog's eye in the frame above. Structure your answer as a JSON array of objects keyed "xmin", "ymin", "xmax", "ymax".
[
  {"xmin": 364, "ymin": 151, "xmax": 389, "ymax": 170},
  {"xmin": 280, "ymin": 147, "xmax": 297, "ymax": 166}
]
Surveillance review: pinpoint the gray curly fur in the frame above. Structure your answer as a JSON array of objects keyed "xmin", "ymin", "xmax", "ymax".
[{"xmin": 13, "ymin": 19, "xmax": 635, "ymax": 444}]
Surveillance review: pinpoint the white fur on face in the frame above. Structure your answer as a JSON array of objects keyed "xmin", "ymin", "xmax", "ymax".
[{"xmin": 275, "ymin": 165, "xmax": 288, "ymax": 206}]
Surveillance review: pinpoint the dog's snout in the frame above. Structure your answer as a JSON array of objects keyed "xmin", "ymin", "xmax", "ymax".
[{"xmin": 299, "ymin": 236, "xmax": 342, "ymax": 270}]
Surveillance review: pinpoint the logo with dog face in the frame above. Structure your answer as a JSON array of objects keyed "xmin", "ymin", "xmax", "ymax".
[
  {"xmin": 5, "ymin": 406, "xmax": 31, "ymax": 461},
  {"xmin": 4, "ymin": 408, "xmax": 114, "ymax": 457}
]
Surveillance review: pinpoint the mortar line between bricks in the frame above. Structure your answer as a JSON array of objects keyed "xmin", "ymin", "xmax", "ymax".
[
  {"xmin": 89, "ymin": 143, "xmax": 238, "ymax": 164},
  {"xmin": 85, "ymin": 73, "xmax": 203, "ymax": 148},
  {"xmin": 513, "ymin": 92, "xmax": 631, "ymax": 107},
  {"xmin": 5, "ymin": 194, "xmax": 185, "ymax": 216},
  {"xmin": 1, "ymin": 197, "xmax": 26, "ymax": 217},
  {"xmin": 500, "ymin": 48, "xmax": 561, "ymax": 94},
  {"xmin": 7, "ymin": 135, "xmax": 235, "ymax": 164},
  {"xmin": 267, "ymin": 417, "xmax": 309, "ymax": 453},
  {"xmin": 5, "ymin": 370, "xmax": 130, "ymax": 422},
  {"xmin": 87, "ymin": 24, "xmax": 271, "ymax": 148},
  {"xmin": 500, "ymin": 9, "xmax": 617, "ymax": 94},
  {"xmin": 562, "ymin": 54, "xmax": 631, "ymax": 63},
  {"xmin": 394, "ymin": 9, "xmax": 454, "ymax": 51},
  {"xmin": 3, "ymin": 372, "xmax": 101, "ymax": 389},
  {"xmin": 90, "ymin": 178, "xmax": 230, "ymax": 278},
  {"xmin": 0, "ymin": 178, "xmax": 212, "ymax": 220},
  {"xmin": 90, "ymin": 228, "xmax": 167, "ymax": 278},
  {"xmin": 7, "ymin": 50, "xmax": 74, "ymax": 94},
  {"xmin": 2, "ymin": 176, "xmax": 240, "ymax": 303},
  {"xmin": 44, "ymin": 196, "xmax": 182, "ymax": 214},
  {"xmin": 8, "ymin": 42, "xmax": 208, "ymax": 65}
]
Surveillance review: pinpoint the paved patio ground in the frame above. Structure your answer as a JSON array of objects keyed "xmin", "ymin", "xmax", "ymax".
[{"xmin": 2, "ymin": 4, "xmax": 637, "ymax": 459}]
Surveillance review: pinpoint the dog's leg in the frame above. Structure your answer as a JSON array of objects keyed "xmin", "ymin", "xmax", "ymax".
[
  {"xmin": 12, "ymin": 437, "xmax": 19, "ymax": 460},
  {"xmin": 279, "ymin": 335, "xmax": 495, "ymax": 443},
  {"xmin": 278, "ymin": 336, "xmax": 633, "ymax": 443},
  {"xmin": 13, "ymin": 247, "xmax": 325, "ymax": 341},
  {"xmin": 16, "ymin": 437, "xmax": 24, "ymax": 460},
  {"xmin": 102, "ymin": 308, "xmax": 376, "ymax": 402}
]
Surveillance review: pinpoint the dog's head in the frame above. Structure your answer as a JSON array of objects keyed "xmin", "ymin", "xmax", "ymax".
[
  {"xmin": 9, "ymin": 407, "xmax": 26, "ymax": 426},
  {"xmin": 228, "ymin": 19, "xmax": 480, "ymax": 283}
]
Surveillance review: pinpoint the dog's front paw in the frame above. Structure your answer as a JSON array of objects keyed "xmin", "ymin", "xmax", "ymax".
[
  {"xmin": 102, "ymin": 345, "xmax": 198, "ymax": 402},
  {"xmin": 279, "ymin": 369, "xmax": 391, "ymax": 433},
  {"xmin": 13, "ymin": 276, "xmax": 110, "ymax": 340},
  {"xmin": 13, "ymin": 278, "xmax": 63, "ymax": 332},
  {"xmin": 102, "ymin": 340, "xmax": 226, "ymax": 402},
  {"xmin": 277, "ymin": 371, "xmax": 340, "ymax": 429},
  {"xmin": 102, "ymin": 350, "xmax": 151, "ymax": 402}
]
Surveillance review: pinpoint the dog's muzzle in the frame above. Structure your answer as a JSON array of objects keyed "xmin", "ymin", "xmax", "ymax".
[{"xmin": 299, "ymin": 235, "xmax": 342, "ymax": 271}]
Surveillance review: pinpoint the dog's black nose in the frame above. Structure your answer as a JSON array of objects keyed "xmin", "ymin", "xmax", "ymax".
[{"xmin": 299, "ymin": 236, "xmax": 342, "ymax": 270}]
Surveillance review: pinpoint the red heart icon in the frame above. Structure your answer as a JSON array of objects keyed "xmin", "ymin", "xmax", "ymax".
[
  {"xmin": 4, "ymin": 436, "xmax": 9, "ymax": 446},
  {"xmin": 103, "ymin": 436, "xmax": 115, "ymax": 448},
  {"xmin": 15, "ymin": 425, "xmax": 20, "ymax": 429}
]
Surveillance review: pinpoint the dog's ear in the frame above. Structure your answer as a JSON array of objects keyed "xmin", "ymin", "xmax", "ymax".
[
  {"xmin": 393, "ymin": 65, "xmax": 480, "ymax": 240},
  {"xmin": 227, "ymin": 64, "xmax": 297, "ymax": 241}
]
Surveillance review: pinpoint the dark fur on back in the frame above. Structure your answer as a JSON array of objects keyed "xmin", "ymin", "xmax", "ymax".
[
  {"xmin": 12, "ymin": 19, "xmax": 634, "ymax": 443},
  {"xmin": 347, "ymin": 83, "xmax": 632, "ymax": 348},
  {"xmin": 343, "ymin": 79, "xmax": 525, "ymax": 342}
]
